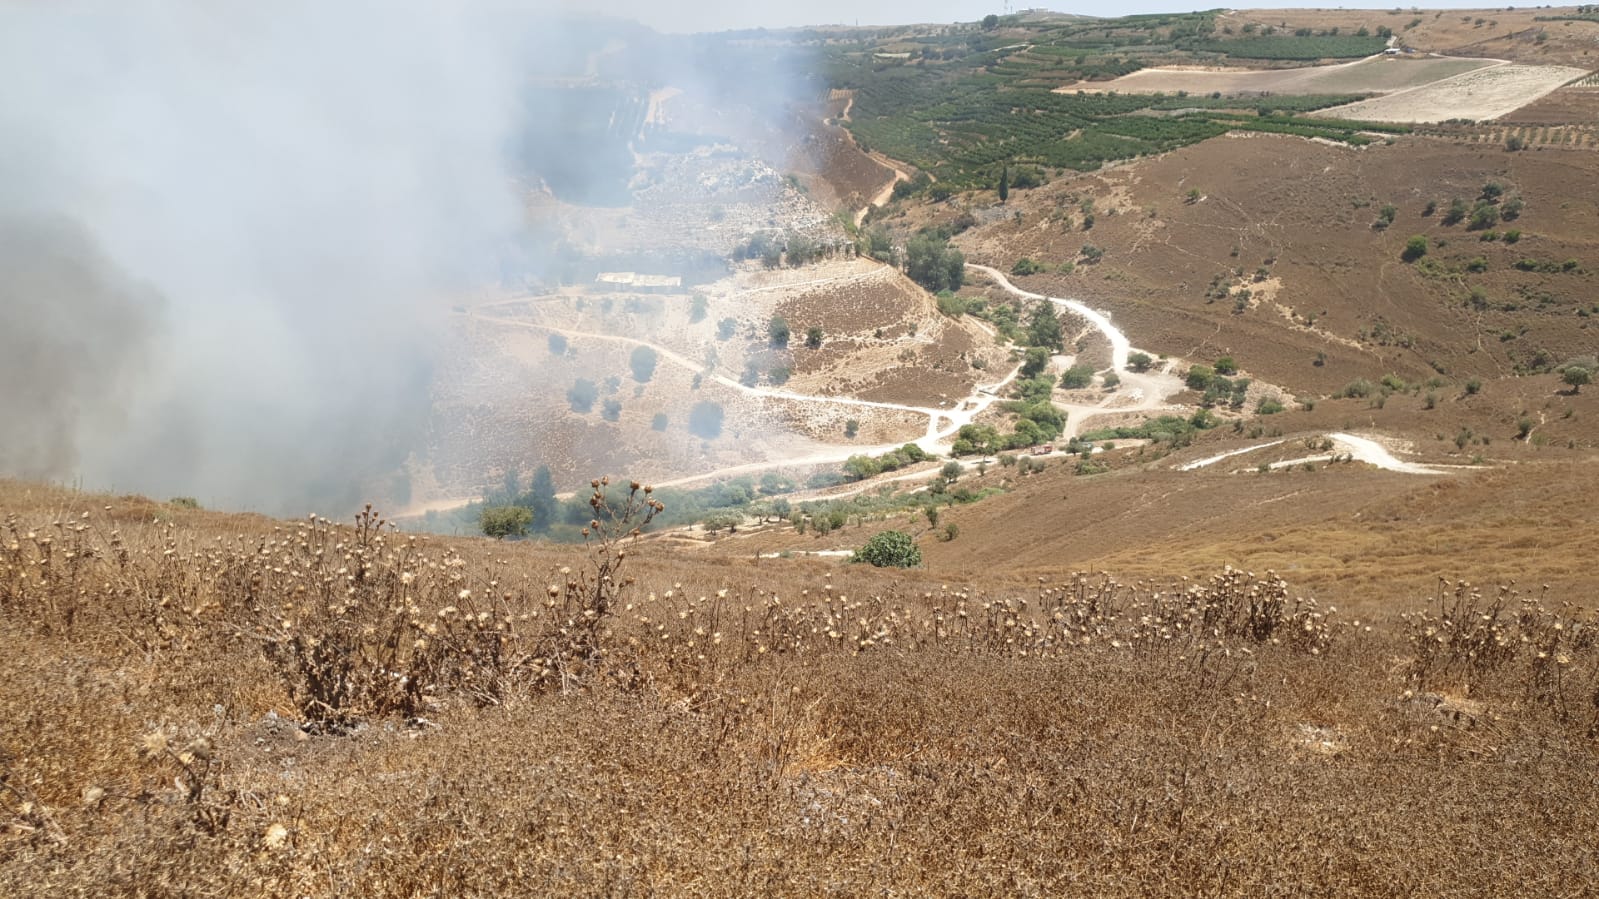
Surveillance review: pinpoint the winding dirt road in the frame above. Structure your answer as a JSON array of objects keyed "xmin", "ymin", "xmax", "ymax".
[
  {"xmin": 472, "ymin": 310, "xmax": 957, "ymax": 431},
  {"xmin": 404, "ymin": 260, "xmax": 1189, "ymax": 519},
  {"xmin": 403, "ymin": 295, "xmax": 1027, "ymax": 510},
  {"xmin": 966, "ymin": 265, "xmax": 1188, "ymax": 438},
  {"xmin": 408, "ymin": 253, "xmax": 1454, "ymax": 525},
  {"xmin": 855, "ymin": 164, "xmax": 908, "ymax": 228},
  {"xmin": 1177, "ymin": 433, "xmax": 1445, "ymax": 475}
]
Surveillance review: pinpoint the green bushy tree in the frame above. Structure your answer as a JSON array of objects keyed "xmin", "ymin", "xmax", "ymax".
[{"xmin": 854, "ymin": 530, "xmax": 922, "ymax": 568}]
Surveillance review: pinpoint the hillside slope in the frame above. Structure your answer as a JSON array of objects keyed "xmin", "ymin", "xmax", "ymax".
[
  {"xmin": 903, "ymin": 133, "xmax": 1599, "ymax": 397},
  {"xmin": 2, "ymin": 478, "xmax": 1597, "ymax": 895}
]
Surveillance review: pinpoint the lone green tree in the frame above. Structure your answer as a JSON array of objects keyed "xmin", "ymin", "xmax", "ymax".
[
  {"xmin": 1060, "ymin": 365, "xmax": 1095, "ymax": 389},
  {"xmin": 805, "ymin": 326, "xmax": 824, "ymax": 349},
  {"xmin": 567, "ymin": 379, "xmax": 598, "ymax": 413},
  {"xmin": 1563, "ymin": 365, "xmax": 1591, "ymax": 394},
  {"xmin": 1020, "ymin": 346, "xmax": 1050, "ymax": 379},
  {"xmin": 998, "ymin": 165, "xmax": 1010, "ymax": 203},
  {"xmin": 479, "ymin": 506, "xmax": 532, "ymax": 540},
  {"xmin": 768, "ymin": 315, "xmax": 791, "ymax": 348},
  {"xmin": 1402, "ymin": 235, "xmax": 1428, "ymax": 262},
  {"xmin": 854, "ymin": 530, "xmax": 922, "ymax": 568},
  {"xmin": 904, "ymin": 234, "xmax": 965, "ymax": 293},
  {"xmin": 689, "ymin": 401, "xmax": 725, "ymax": 439},
  {"xmin": 1026, "ymin": 302, "xmax": 1063, "ymax": 350},
  {"xmin": 523, "ymin": 465, "xmax": 558, "ymax": 531},
  {"xmin": 629, "ymin": 345, "xmax": 658, "ymax": 382}
]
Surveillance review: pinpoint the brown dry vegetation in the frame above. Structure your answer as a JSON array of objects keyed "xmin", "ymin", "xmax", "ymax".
[
  {"xmin": 3, "ymin": 477, "xmax": 1598, "ymax": 896},
  {"xmin": 776, "ymin": 274, "xmax": 997, "ymax": 407},
  {"xmin": 1499, "ymin": 82, "xmax": 1599, "ymax": 124},
  {"xmin": 12, "ymin": 11, "xmax": 1599, "ymax": 894},
  {"xmin": 781, "ymin": 107, "xmax": 897, "ymax": 214},
  {"xmin": 729, "ymin": 372, "xmax": 1599, "ymax": 609},
  {"xmin": 737, "ymin": 448, "xmax": 1599, "ymax": 613}
]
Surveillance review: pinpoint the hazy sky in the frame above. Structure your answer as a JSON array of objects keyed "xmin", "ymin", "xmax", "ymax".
[{"xmin": 577, "ymin": 1, "xmax": 1566, "ymax": 33}]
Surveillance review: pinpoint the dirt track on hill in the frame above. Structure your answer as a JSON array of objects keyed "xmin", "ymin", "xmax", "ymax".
[{"xmin": 967, "ymin": 264, "xmax": 1189, "ymax": 438}]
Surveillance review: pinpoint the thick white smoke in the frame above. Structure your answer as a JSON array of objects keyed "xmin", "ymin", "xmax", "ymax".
[
  {"xmin": 0, "ymin": 2, "xmax": 538, "ymax": 513},
  {"xmin": 0, "ymin": 1, "xmax": 819, "ymax": 514}
]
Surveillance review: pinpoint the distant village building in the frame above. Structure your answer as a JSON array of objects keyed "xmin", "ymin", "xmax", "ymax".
[{"xmin": 595, "ymin": 272, "xmax": 683, "ymax": 293}]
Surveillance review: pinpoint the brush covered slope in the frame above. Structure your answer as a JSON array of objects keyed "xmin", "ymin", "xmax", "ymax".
[
  {"xmin": 2, "ymin": 479, "xmax": 1598, "ymax": 896},
  {"xmin": 7, "ymin": 7, "xmax": 1599, "ymax": 896}
]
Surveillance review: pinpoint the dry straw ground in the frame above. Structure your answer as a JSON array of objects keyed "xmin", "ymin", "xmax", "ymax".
[{"xmin": 2, "ymin": 478, "xmax": 1596, "ymax": 896}]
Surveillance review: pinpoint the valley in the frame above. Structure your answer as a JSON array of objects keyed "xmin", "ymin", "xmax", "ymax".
[{"xmin": 5, "ymin": 5, "xmax": 1599, "ymax": 896}]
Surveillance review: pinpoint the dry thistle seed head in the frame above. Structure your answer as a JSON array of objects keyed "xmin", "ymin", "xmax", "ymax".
[
  {"xmin": 263, "ymin": 823, "xmax": 290, "ymax": 850},
  {"xmin": 139, "ymin": 729, "xmax": 171, "ymax": 758}
]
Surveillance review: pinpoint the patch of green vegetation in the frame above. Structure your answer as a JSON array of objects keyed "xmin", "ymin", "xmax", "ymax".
[
  {"xmin": 829, "ymin": 27, "xmax": 1383, "ymax": 189},
  {"xmin": 1179, "ymin": 34, "xmax": 1387, "ymax": 61},
  {"xmin": 853, "ymin": 530, "xmax": 922, "ymax": 568},
  {"xmin": 1078, "ymin": 410, "xmax": 1219, "ymax": 448},
  {"xmin": 842, "ymin": 444, "xmax": 934, "ymax": 482}
]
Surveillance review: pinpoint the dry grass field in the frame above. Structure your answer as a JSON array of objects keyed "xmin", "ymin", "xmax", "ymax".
[
  {"xmin": 2, "ymin": 478, "xmax": 1597, "ymax": 896},
  {"xmin": 729, "ymin": 388, "xmax": 1599, "ymax": 611}
]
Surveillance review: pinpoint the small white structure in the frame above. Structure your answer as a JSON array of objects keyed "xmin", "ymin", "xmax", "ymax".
[{"xmin": 595, "ymin": 272, "xmax": 683, "ymax": 292}]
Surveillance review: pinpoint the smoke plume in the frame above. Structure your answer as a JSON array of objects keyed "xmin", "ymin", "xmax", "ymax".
[
  {"xmin": 0, "ymin": 1, "xmax": 816, "ymax": 514},
  {"xmin": 0, "ymin": 1, "xmax": 546, "ymax": 513}
]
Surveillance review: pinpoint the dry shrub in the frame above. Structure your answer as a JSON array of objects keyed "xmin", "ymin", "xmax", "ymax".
[{"xmin": 1404, "ymin": 578, "xmax": 1599, "ymax": 732}]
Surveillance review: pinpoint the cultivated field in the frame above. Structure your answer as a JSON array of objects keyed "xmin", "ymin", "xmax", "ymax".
[
  {"xmin": 1059, "ymin": 54, "xmax": 1494, "ymax": 97},
  {"xmin": 1500, "ymin": 80, "xmax": 1599, "ymax": 123},
  {"xmin": 1317, "ymin": 63, "xmax": 1588, "ymax": 123}
]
